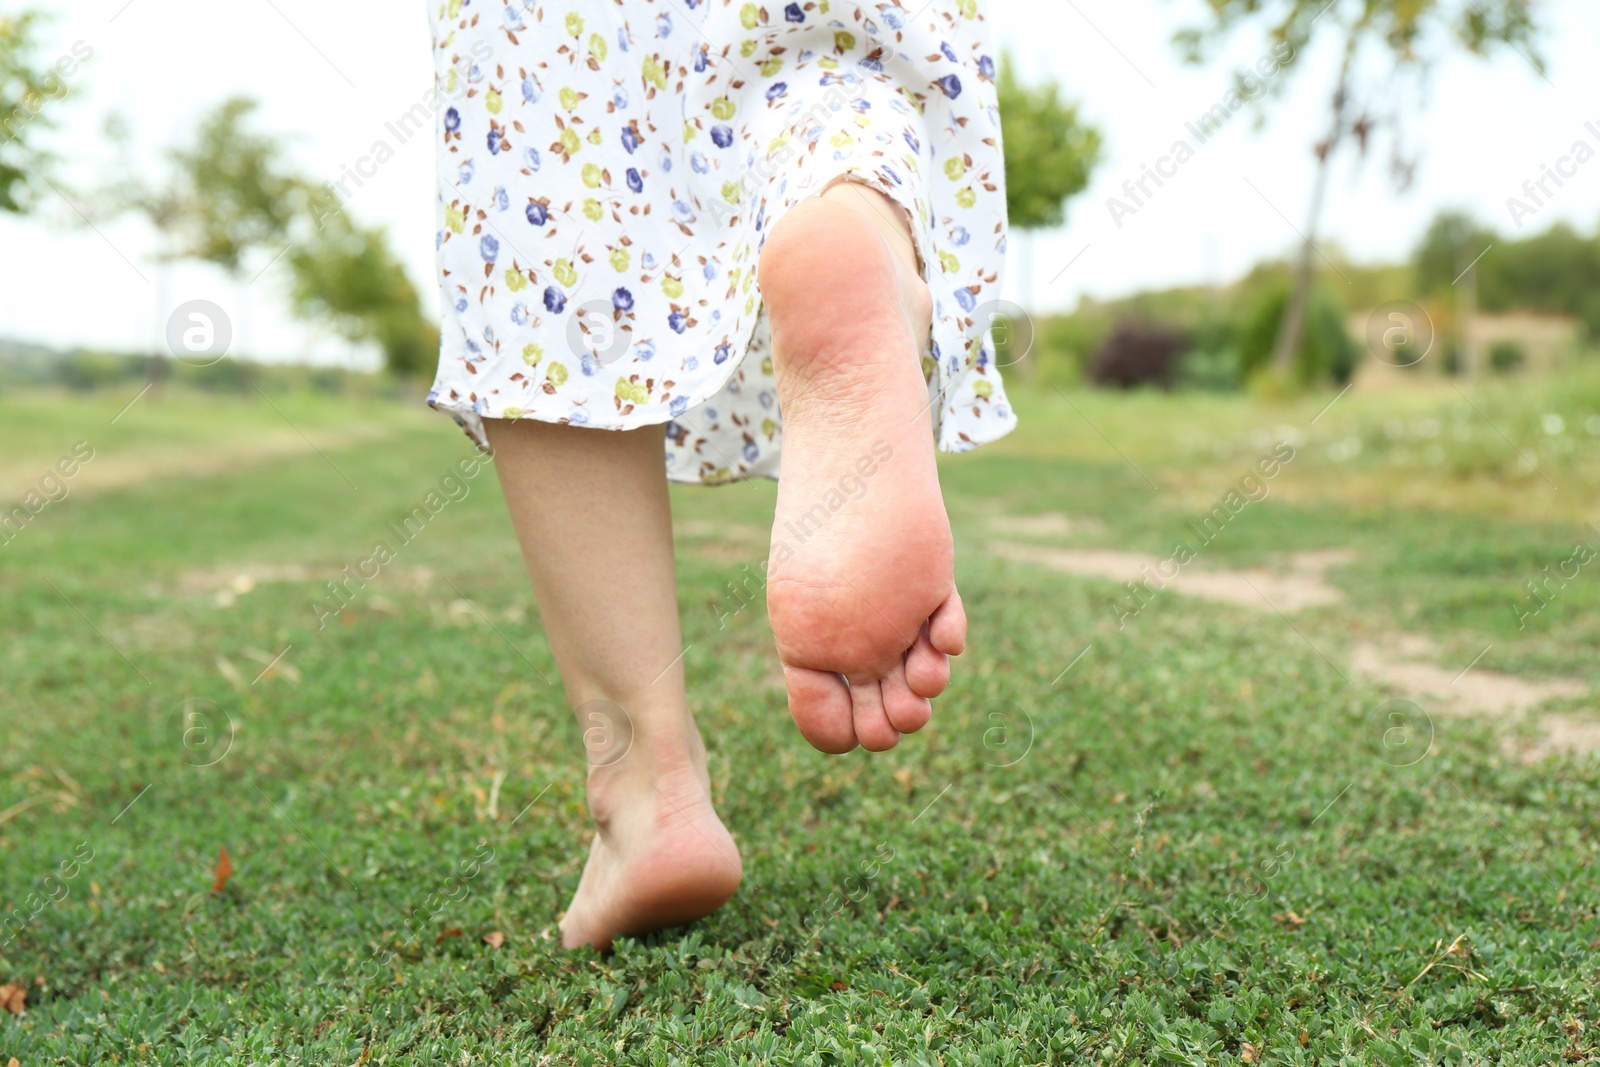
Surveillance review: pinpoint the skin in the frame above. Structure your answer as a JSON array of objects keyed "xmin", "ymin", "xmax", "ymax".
[{"xmin": 486, "ymin": 182, "xmax": 963, "ymax": 950}]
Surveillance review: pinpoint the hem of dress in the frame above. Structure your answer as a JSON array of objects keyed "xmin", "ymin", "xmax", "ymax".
[{"xmin": 427, "ymin": 160, "xmax": 1014, "ymax": 473}]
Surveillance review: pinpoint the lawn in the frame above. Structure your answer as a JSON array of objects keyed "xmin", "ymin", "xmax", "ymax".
[{"xmin": 2, "ymin": 375, "xmax": 1598, "ymax": 1065}]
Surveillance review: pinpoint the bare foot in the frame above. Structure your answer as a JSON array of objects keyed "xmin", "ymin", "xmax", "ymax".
[
  {"xmin": 758, "ymin": 187, "xmax": 967, "ymax": 754},
  {"xmin": 559, "ymin": 716, "xmax": 742, "ymax": 950}
]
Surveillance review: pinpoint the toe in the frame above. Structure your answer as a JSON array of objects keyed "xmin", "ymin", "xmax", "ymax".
[
  {"xmin": 783, "ymin": 665, "xmax": 858, "ymax": 754},
  {"xmin": 847, "ymin": 677, "xmax": 900, "ymax": 752},
  {"xmin": 929, "ymin": 589, "xmax": 967, "ymax": 656},
  {"xmin": 882, "ymin": 659, "xmax": 933, "ymax": 735},
  {"xmin": 905, "ymin": 624, "xmax": 951, "ymax": 699}
]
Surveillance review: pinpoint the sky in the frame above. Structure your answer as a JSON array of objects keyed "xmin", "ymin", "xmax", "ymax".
[{"xmin": 1, "ymin": 0, "xmax": 1597, "ymax": 366}]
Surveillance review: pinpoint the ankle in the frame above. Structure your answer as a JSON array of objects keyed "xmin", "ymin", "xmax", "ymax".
[{"xmin": 582, "ymin": 712, "xmax": 706, "ymax": 810}]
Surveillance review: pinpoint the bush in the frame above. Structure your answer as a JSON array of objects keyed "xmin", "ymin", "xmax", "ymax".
[
  {"xmin": 1177, "ymin": 347, "xmax": 1242, "ymax": 391},
  {"xmin": 53, "ymin": 351, "xmax": 144, "ymax": 391},
  {"xmin": 1490, "ymin": 340, "xmax": 1526, "ymax": 373},
  {"xmin": 1086, "ymin": 320, "xmax": 1190, "ymax": 389},
  {"xmin": 1021, "ymin": 313, "xmax": 1102, "ymax": 388},
  {"xmin": 1237, "ymin": 285, "xmax": 1359, "ymax": 386}
]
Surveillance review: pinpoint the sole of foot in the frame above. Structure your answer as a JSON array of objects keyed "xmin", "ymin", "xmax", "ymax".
[
  {"xmin": 559, "ymin": 751, "xmax": 741, "ymax": 951},
  {"xmin": 758, "ymin": 189, "xmax": 967, "ymax": 754}
]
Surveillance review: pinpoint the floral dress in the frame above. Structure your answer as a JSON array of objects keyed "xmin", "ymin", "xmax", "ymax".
[{"xmin": 425, "ymin": 0, "xmax": 1015, "ymax": 484}]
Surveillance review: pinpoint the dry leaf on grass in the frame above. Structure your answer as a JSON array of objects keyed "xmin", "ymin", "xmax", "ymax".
[
  {"xmin": 212, "ymin": 846, "xmax": 233, "ymax": 896},
  {"xmin": 483, "ymin": 931, "xmax": 505, "ymax": 949},
  {"xmin": 1241, "ymin": 1042, "xmax": 1258, "ymax": 1063},
  {"xmin": 435, "ymin": 927, "xmax": 464, "ymax": 944},
  {"xmin": 0, "ymin": 983, "xmax": 25, "ymax": 1015}
]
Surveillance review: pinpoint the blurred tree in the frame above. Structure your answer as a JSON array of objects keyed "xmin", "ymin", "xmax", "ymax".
[
  {"xmin": 100, "ymin": 96, "xmax": 434, "ymax": 375},
  {"xmin": 997, "ymin": 52, "xmax": 1102, "ymax": 313},
  {"xmin": 285, "ymin": 201, "xmax": 437, "ymax": 378},
  {"xmin": 1237, "ymin": 283, "xmax": 1358, "ymax": 387},
  {"xmin": 169, "ymin": 96, "xmax": 300, "ymax": 356},
  {"xmin": 101, "ymin": 113, "xmax": 190, "ymax": 380},
  {"xmin": 1177, "ymin": 0, "xmax": 1546, "ymax": 382},
  {"xmin": 1414, "ymin": 211, "xmax": 1491, "ymax": 295},
  {"xmin": 166, "ymin": 97, "xmax": 298, "ymax": 276},
  {"xmin": 1, "ymin": 9, "xmax": 89, "ymax": 213},
  {"xmin": 1415, "ymin": 213, "xmax": 1600, "ymax": 341},
  {"xmin": 100, "ymin": 97, "xmax": 298, "ymax": 361},
  {"xmin": 1414, "ymin": 210, "xmax": 1493, "ymax": 376}
]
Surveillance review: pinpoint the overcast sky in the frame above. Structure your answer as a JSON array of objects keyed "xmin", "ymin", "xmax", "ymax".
[{"xmin": 2, "ymin": 0, "xmax": 1596, "ymax": 366}]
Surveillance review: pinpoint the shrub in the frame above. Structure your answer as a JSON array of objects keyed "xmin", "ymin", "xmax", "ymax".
[
  {"xmin": 1086, "ymin": 320, "xmax": 1190, "ymax": 389},
  {"xmin": 53, "ymin": 351, "xmax": 143, "ymax": 391},
  {"xmin": 1490, "ymin": 340, "xmax": 1526, "ymax": 373},
  {"xmin": 1237, "ymin": 285, "xmax": 1359, "ymax": 386},
  {"xmin": 1024, "ymin": 313, "xmax": 1103, "ymax": 388}
]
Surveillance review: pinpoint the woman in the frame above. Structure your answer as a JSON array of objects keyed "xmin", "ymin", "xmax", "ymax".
[{"xmin": 425, "ymin": 0, "xmax": 1013, "ymax": 949}]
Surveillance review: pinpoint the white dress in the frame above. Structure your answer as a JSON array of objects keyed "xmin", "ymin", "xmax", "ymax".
[{"xmin": 425, "ymin": 0, "xmax": 1016, "ymax": 483}]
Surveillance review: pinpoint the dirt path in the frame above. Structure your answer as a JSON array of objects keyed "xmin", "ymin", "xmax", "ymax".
[
  {"xmin": 1, "ymin": 425, "xmax": 399, "ymax": 503},
  {"xmin": 987, "ymin": 540, "xmax": 1352, "ymax": 612},
  {"xmin": 986, "ymin": 514, "xmax": 1596, "ymax": 760},
  {"xmin": 1351, "ymin": 637, "xmax": 1591, "ymax": 761}
]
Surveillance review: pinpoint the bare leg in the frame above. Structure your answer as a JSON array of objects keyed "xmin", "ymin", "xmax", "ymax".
[
  {"xmin": 484, "ymin": 417, "xmax": 741, "ymax": 950},
  {"xmin": 759, "ymin": 181, "xmax": 968, "ymax": 753}
]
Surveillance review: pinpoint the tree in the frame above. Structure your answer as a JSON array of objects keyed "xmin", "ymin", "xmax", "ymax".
[
  {"xmin": 99, "ymin": 95, "xmax": 433, "ymax": 376},
  {"xmin": 1415, "ymin": 211, "xmax": 1600, "ymax": 342},
  {"xmin": 997, "ymin": 52, "xmax": 1102, "ymax": 312},
  {"xmin": 100, "ymin": 97, "xmax": 299, "ymax": 362},
  {"xmin": 167, "ymin": 96, "xmax": 300, "ymax": 356},
  {"xmin": 1, "ymin": 9, "xmax": 89, "ymax": 213},
  {"xmin": 1176, "ymin": 0, "xmax": 1545, "ymax": 381},
  {"xmin": 285, "ymin": 201, "xmax": 437, "ymax": 378},
  {"xmin": 1414, "ymin": 210, "xmax": 1493, "ymax": 376},
  {"xmin": 165, "ymin": 97, "xmax": 298, "ymax": 277}
]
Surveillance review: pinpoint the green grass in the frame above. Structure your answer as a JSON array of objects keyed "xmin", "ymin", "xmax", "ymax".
[{"xmin": 2, "ymin": 379, "xmax": 1598, "ymax": 1065}]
